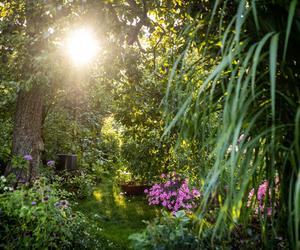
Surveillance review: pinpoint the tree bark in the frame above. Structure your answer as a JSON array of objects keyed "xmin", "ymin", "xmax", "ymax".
[{"xmin": 5, "ymin": 85, "xmax": 44, "ymax": 182}]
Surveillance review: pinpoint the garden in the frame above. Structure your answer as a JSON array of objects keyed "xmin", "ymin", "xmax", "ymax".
[{"xmin": 0, "ymin": 1, "xmax": 299, "ymax": 249}]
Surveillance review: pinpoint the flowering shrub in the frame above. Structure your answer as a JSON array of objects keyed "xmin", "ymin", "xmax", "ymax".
[
  {"xmin": 144, "ymin": 172, "xmax": 200, "ymax": 212},
  {"xmin": 0, "ymin": 176, "xmax": 13, "ymax": 193},
  {"xmin": 0, "ymin": 178, "xmax": 100, "ymax": 249},
  {"xmin": 247, "ymin": 179, "xmax": 279, "ymax": 217}
]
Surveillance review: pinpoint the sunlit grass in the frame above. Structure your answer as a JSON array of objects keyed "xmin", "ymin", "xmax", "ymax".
[
  {"xmin": 75, "ymin": 177, "xmax": 159, "ymax": 249},
  {"xmin": 113, "ymin": 187, "xmax": 126, "ymax": 208}
]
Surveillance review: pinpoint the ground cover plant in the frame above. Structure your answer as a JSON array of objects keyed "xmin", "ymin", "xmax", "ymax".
[{"xmin": 0, "ymin": 0, "xmax": 299, "ymax": 249}]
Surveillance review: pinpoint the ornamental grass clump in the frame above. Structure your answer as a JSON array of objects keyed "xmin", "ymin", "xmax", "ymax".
[{"xmin": 144, "ymin": 172, "xmax": 200, "ymax": 212}]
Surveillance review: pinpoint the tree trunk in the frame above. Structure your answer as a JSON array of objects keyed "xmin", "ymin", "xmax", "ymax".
[{"xmin": 5, "ymin": 85, "xmax": 44, "ymax": 182}]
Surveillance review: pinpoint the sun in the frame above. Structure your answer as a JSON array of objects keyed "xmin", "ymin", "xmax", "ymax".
[{"xmin": 66, "ymin": 28, "xmax": 99, "ymax": 65}]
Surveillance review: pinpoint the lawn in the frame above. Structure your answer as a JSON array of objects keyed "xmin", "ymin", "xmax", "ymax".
[{"xmin": 75, "ymin": 177, "xmax": 159, "ymax": 249}]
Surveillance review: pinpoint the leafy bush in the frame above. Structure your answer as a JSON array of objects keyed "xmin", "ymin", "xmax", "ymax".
[
  {"xmin": 129, "ymin": 210, "xmax": 200, "ymax": 250},
  {"xmin": 0, "ymin": 178, "xmax": 99, "ymax": 249},
  {"xmin": 58, "ymin": 171, "xmax": 95, "ymax": 200},
  {"xmin": 115, "ymin": 167, "xmax": 148, "ymax": 185},
  {"xmin": 129, "ymin": 208, "xmax": 286, "ymax": 250},
  {"xmin": 144, "ymin": 172, "xmax": 200, "ymax": 212},
  {"xmin": 39, "ymin": 160, "xmax": 95, "ymax": 200},
  {"xmin": 0, "ymin": 117, "xmax": 12, "ymax": 175},
  {"xmin": 0, "ymin": 176, "xmax": 13, "ymax": 193}
]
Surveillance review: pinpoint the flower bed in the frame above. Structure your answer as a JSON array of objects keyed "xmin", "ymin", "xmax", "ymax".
[{"xmin": 144, "ymin": 172, "xmax": 200, "ymax": 212}]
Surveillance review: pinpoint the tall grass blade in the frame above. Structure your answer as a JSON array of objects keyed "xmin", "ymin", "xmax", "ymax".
[
  {"xmin": 269, "ymin": 33, "xmax": 279, "ymax": 123},
  {"xmin": 283, "ymin": 0, "xmax": 298, "ymax": 60}
]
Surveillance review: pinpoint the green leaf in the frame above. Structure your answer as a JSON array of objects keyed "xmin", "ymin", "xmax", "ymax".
[
  {"xmin": 269, "ymin": 33, "xmax": 279, "ymax": 120},
  {"xmin": 283, "ymin": 0, "xmax": 298, "ymax": 60}
]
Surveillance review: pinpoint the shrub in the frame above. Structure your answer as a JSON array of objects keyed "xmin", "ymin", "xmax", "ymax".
[
  {"xmin": 59, "ymin": 171, "xmax": 95, "ymax": 199},
  {"xmin": 0, "ymin": 176, "xmax": 13, "ymax": 193},
  {"xmin": 144, "ymin": 172, "xmax": 200, "ymax": 212},
  {"xmin": 130, "ymin": 208, "xmax": 285, "ymax": 250},
  {"xmin": 129, "ymin": 210, "xmax": 199, "ymax": 250},
  {"xmin": 0, "ymin": 178, "xmax": 98, "ymax": 249}
]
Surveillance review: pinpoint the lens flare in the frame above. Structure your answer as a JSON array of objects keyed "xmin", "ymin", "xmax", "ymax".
[{"xmin": 66, "ymin": 28, "xmax": 99, "ymax": 65}]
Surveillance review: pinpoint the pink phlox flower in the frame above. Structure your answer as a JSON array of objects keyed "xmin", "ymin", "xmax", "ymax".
[
  {"xmin": 178, "ymin": 190, "xmax": 186, "ymax": 199},
  {"xmin": 165, "ymin": 181, "xmax": 171, "ymax": 187},
  {"xmin": 247, "ymin": 179, "xmax": 277, "ymax": 218},
  {"xmin": 146, "ymin": 173, "xmax": 200, "ymax": 212},
  {"xmin": 161, "ymin": 173, "xmax": 166, "ymax": 178},
  {"xmin": 192, "ymin": 189, "xmax": 200, "ymax": 197},
  {"xmin": 186, "ymin": 204, "xmax": 192, "ymax": 209},
  {"xmin": 257, "ymin": 180, "xmax": 268, "ymax": 201},
  {"xmin": 159, "ymin": 192, "xmax": 167, "ymax": 200},
  {"xmin": 152, "ymin": 183, "xmax": 160, "ymax": 189}
]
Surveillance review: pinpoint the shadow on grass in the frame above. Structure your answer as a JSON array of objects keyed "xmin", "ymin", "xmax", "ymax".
[{"xmin": 75, "ymin": 178, "xmax": 159, "ymax": 249}]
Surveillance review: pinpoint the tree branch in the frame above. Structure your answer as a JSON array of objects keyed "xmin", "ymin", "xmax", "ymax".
[{"xmin": 126, "ymin": 0, "xmax": 149, "ymax": 45}]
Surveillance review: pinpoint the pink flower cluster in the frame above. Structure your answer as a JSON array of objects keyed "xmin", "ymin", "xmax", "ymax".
[
  {"xmin": 247, "ymin": 179, "xmax": 278, "ymax": 217},
  {"xmin": 144, "ymin": 172, "xmax": 200, "ymax": 212}
]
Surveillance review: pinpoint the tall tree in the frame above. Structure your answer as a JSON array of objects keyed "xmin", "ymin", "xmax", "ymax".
[
  {"xmin": 1, "ymin": 1, "xmax": 66, "ymax": 181},
  {"xmin": 0, "ymin": 0, "xmax": 149, "ymax": 181}
]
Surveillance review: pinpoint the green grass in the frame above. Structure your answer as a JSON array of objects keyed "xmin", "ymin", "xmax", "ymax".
[{"xmin": 75, "ymin": 178, "xmax": 159, "ymax": 249}]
